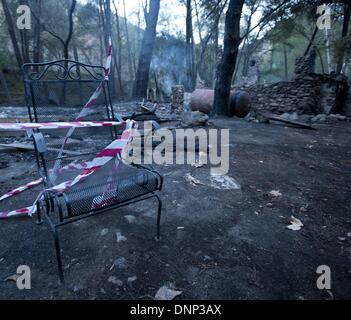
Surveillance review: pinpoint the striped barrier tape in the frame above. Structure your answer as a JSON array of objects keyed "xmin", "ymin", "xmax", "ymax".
[
  {"xmin": 0, "ymin": 38, "xmax": 117, "ymax": 219},
  {"xmin": 0, "ymin": 121, "xmax": 122, "ymax": 131},
  {"xmin": 51, "ymin": 38, "xmax": 114, "ymax": 179},
  {"xmin": 0, "ymin": 120, "xmax": 137, "ymax": 219}
]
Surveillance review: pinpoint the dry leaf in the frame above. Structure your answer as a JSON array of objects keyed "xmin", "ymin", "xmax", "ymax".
[
  {"xmin": 155, "ymin": 286, "xmax": 182, "ymax": 300},
  {"xmin": 269, "ymin": 190, "xmax": 282, "ymax": 197},
  {"xmin": 287, "ymin": 216, "xmax": 304, "ymax": 231},
  {"xmin": 185, "ymin": 173, "xmax": 203, "ymax": 186},
  {"xmin": 116, "ymin": 231, "xmax": 127, "ymax": 243}
]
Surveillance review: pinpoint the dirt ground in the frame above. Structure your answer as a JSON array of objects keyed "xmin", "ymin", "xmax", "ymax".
[{"xmin": 0, "ymin": 116, "xmax": 350, "ymax": 300}]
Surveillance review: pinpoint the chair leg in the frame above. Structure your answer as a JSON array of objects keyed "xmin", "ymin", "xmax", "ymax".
[
  {"xmin": 46, "ymin": 214, "xmax": 65, "ymax": 285},
  {"xmin": 52, "ymin": 226, "xmax": 65, "ymax": 284},
  {"xmin": 155, "ymin": 195, "xmax": 162, "ymax": 241},
  {"xmin": 36, "ymin": 202, "xmax": 43, "ymax": 225}
]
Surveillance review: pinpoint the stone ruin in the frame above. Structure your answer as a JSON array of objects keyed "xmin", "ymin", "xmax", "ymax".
[{"xmin": 239, "ymin": 50, "xmax": 350, "ymax": 118}]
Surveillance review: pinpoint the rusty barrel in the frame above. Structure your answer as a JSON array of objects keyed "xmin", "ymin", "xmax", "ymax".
[
  {"xmin": 190, "ymin": 89, "xmax": 251, "ymax": 118},
  {"xmin": 229, "ymin": 90, "xmax": 251, "ymax": 118}
]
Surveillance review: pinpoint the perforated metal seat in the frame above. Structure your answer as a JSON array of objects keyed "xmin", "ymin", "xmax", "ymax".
[{"xmin": 59, "ymin": 163, "xmax": 162, "ymax": 219}]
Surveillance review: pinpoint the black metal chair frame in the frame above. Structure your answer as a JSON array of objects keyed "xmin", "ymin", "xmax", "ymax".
[{"xmin": 22, "ymin": 60, "xmax": 163, "ymax": 284}]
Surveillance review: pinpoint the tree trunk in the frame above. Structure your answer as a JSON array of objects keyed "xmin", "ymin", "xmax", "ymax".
[
  {"xmin": 0, "ymin": 68, "xmax": 13, "ymax": 104},
  {"xmin": 304, "ymin": 26, "xmax": 318, "ymax": 57},
  {"xmin": 1, "ymin": 0, "xmax": 23, "ymax": 69},
  {"xmin": 112, "ymin": 0, "xmax": 122, "ymax": 74},
  {"xmin": 19, "ymin": 0, "xmax": 30, "ymax": 64},
  {"xmin": 212, "ymin": 19, "xmax": 219, "ymax": 87},
  {"xmin": 97, "ymin": 7, "xmax": 104, "ymax": 65},
  {"xmin": 101, "ymin": 0, "xmax": 116, "ymax": 98},
  {"xmin": 336, "ymin": 2, "xmax": 351, "ymax": 74},
  {"xmin": 33, "ymin": 0, "xmax": 42, "ymax": 64},
  {"xmin": 123, "ymin": 0, "xmax": 135, "ymax": 83},
  {"xmin": 133, "ymin": 0, "xmax": 160, "ymax": 99},
  {"xmin": 112, "ymin": 0, "xmax": 124, "ymax": 98},
  {"xmin": 64, "ymin": 0, "xmax": 77, "ymax": 60},
  {"xmin": 283, "ymin": 43, "xmax": 288, "ymax": 81},
  {"xmin": 213, "ymin": 0, "xmax": 245, "ymax": 116},
  {"xmin": 185, "ymin": 0, "xmax": 195, "ymax": 92}
]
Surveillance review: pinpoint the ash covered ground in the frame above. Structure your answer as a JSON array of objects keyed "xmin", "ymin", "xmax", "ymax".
[{"xmin": 0, "ymin": 108, "xmax": 351, "ymax": 300}]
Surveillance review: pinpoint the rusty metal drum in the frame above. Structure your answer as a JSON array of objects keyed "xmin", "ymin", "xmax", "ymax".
[
  {"xmin": 230, "ymin": 90, "xmax": 251, "ymax": 118},
  {"xmin": 190, "ymin": 89, "xmax": 215, "ymax": 114},
  {"xmin": 190, "ymin": 89, "xmax": 251, "ymax": 118}
]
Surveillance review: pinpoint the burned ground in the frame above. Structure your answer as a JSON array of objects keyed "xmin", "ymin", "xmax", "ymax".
[{"xmin": 0, "ymin": 117, "xmax": 350, "ymax": 300}]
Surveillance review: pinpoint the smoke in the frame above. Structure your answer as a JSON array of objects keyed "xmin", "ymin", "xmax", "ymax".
[{"xmin": 151, "ymin": 35, "xmax": 187, "ymax": 96}]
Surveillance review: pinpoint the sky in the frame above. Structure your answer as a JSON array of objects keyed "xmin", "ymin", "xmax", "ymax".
[
  {"xmin": 116, "ymin": 0, "xmax": 186, "ymax": 35},
  {"xmin": 80, "ymin": 0, "xmax": 187, "ymax": 37},
  {"xmin": 79, "ymin": 1, "xmax": 263, "ymax": 42}
]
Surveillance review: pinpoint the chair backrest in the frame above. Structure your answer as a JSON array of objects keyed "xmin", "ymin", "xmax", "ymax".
[
  {"xmin": 22, "ymin": 60, "xmax": 115, "ymax": 123},
  {"xmin": 21, "ymin": 60, "xmax": 123, "ymax": 188}
]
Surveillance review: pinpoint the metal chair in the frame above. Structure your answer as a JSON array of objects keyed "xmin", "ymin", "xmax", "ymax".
[{"xmin": 22, "ymin": 60, "xmax": 163, "ymax": 283}]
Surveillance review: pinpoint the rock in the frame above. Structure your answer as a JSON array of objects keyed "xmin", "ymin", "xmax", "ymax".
[
  {"xmin": 299, "ymin": 114, "xmax": 313, "ymax": 122},
  {"xmin": 155, "ymin": 285, "xmax": 183, "ymax": 300},
  {"xmin": 114, "ymin": 257, "xmax": 127, "ymax": 270},
  {"xmin": 281, "ymin": 112, "xmax": 299, "ymax": 121},
  {"xmin": 108, "ymin": 276, "xmax": 123, "ymax": 286},
  {"xmin": 128, "ymin": 276, "xmax": 137, "ymax": 283},
  {"xmin": 311, "ymin": 114, "xmax": 327, "ymax": 123},
  {"xmin": 182, "ymin": 111, "xmax": 209, "ymax": 127},
  {"xmin": 328, "ymin": 114, "xmax": 347, "ymax": 121},
  {"xmin": 124, "ymin": 215, "xmax": 136, "ymax": 224}
]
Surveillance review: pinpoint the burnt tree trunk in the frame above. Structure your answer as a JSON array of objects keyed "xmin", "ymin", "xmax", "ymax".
[
  {"xmin": 64, "ymin": 0, "xmax": 76, "ymax": 60},
  {"xmin": 123, "ymin": 0, "xmax": 135, "ymax": 83},
  {"xmin": 336, "ymin": 2, "xmax": 351, "ymax": 74},
  {"xmin": 185, "ymin": 0, "xmax": 195, "ymax": 92},
  {"xmin": 112, "ymin": 0, "xmax": 124, "ymax": 97},
  {"xmin": 0, "ymin": 68, "xmax": 13, "ymax": 104},
  {"xmin": 213, "ymin": 0, "xmax": 245, "ymax": 116},
  {"xmin": 283, "ymin": 43, "xmax": 288, "ymax": 81},
  {"xmin": 133, "ymin": 0, "xmax": 160, "ymax": 99},
  {"xmin": 19, "ymin": 0, "xmax": 30, "ymax": 63},
  {"xmin": 33, "ymin": 0, "xmax": 42, "ymax": 64},
  {"xmin": 1, "ymin": 0, "xmax": 23, "ymax": 69}
]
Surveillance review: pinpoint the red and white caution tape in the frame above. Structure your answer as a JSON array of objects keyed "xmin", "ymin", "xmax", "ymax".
[
  {"xmin": 0, "ymin": 38, "xmax": 124, "ymax": 220},
  {"xmin": 50, "ymin": 120, "xmax": 137, "ymax": 194},
  {"xmin": 0, "ymin": 178, "xmax": 44, "ymax": 202},
  {"xmin": 52, "ymin": 38, "xmax": 114, "ymax": 179},
  {"xmin": 0, "ymin": 120, "xmax": 137, "ymax": 219},
  {"xmin": 0, "ymin": 207, "xmax": 36, "ymax": 219},
  {"xmin": 0, "ymin": 121, "xmax": 121, "ymax": 131}
]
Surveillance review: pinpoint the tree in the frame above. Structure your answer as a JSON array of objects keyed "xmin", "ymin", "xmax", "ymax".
[
  {"xmin": 133, "ymin": 0, "xmax": 161, "ymax": 99},
  {"xmin": 123, "ymin": 0, "xmax": 135, "ymax": 82},
  {"xmin": 336, "ymin": 1, "xmax": 351, "ymax": 74},
  {"xmin": 213, "ymin": 0, "xmax": 245, "ymax": 116},
  {"xmin": 185, "ymin": 0, "xmax": 195, "ymax": 91},
  {"xmin": 31, "ymin": 0, "xmax": 77, "ymax": 60},
  {"xmin": 1, "ymin": 0, "xmax": 23, "ymax": 69},
  {"xmin": 33, "ymin": 0, "xmax": 42, "ymax": 64}
]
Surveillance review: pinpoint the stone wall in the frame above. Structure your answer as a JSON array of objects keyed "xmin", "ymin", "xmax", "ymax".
[
  {"xmin": 236, "ymin": 48, "xmax": 349, "ymax": 115},
  {"xmin": 243, "ymin": 76, "xmax": 322, "ymax": 115},
  {"xmin": 238, "ymin": 56, "xmax": 349, "ymax": 116}
]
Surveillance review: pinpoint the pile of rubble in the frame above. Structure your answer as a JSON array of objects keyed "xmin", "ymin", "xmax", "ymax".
[{"xmin": 171, "ymin": 85, "xmax": 185, "ymax": 114}]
